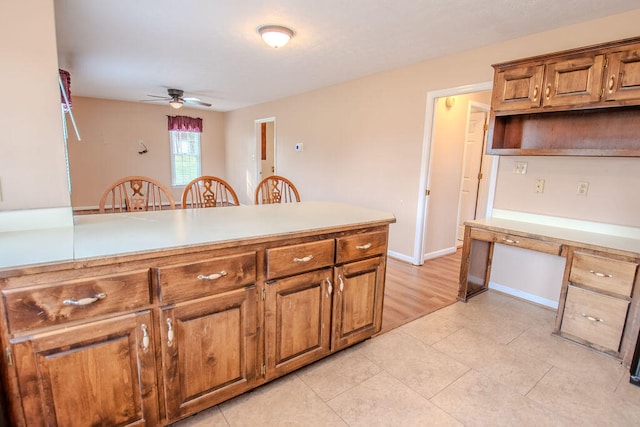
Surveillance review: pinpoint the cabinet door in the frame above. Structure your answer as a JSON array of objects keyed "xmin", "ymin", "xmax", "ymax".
[
  {"xmin": 12, "ymin": 311, "xmax": 158, "ymax": 427},
  {"xmin": 492, "ymin": 64, "xmax": 544, "ymax": 112},
  {"xmin": 265, "ymin": 268, "xmax": 332, "ymax": 379},
  {"xmin": 543, "ymin": 54, "xmax": 604, "ymax": 107},
  {"xmin": 332, "ymin": 257, "xmax": 385, "ymax": 351},
  {"xmin": 603, "ymin": 48, "xmax": 640, "ymax": 102},
  {"xmin": 160, "ymin": 286, "xmax": 257, "ymax": 422}
]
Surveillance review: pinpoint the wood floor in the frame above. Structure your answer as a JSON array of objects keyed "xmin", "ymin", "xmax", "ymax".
[{"xmin": 379, "ymin": 249, "xmax": 461, "ymax": 334}]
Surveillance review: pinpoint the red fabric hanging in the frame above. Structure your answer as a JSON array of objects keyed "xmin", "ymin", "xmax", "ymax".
[
  {"xmin": 167, "ymin": 115, "xmax": 203, "ymax": 133},
  {"xmin": 59, "ymin": 69, "xmax": 72, "ymax": 112}
]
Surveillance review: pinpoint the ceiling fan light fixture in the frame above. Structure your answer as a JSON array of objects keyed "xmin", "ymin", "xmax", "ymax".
[
  {"xmin": 258, "ymin": 25, "xmax": 294, "ymax": 48},
  {"xmin": 169, "ymin": 99, "xmax": 183, "ymax": 109}
]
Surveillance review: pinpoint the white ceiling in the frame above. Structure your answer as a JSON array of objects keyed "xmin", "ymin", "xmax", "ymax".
[{"xmin": 54, "ymin": 0, "xmax": 640, "ymax": 112}]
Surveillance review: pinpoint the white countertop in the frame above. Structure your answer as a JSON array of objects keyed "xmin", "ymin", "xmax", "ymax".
[{"xmin": 0, "ymin": 202, "xmax": 396, "ymax": 270}]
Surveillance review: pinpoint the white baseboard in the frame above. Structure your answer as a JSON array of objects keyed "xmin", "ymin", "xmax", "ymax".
[
  {"xmin": 424, "ymin": 246, "xmax": 457, "ymax": 261},
  {"xmin": 489, "ymin": 281, "xmax": 558, "ymax": 309},
  {"xmin": 387, "ymin": 250, "xmax": 413, "ymax": 264}
]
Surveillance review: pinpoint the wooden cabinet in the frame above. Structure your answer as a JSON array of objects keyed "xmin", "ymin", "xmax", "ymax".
[
  {"xmin": 332, "ymin": 257, "xmax": 385, "ymax": 351},
  {"xmin": 489, "ymin": 36, "xmax": 640, "ymax": 156},
  {"xmin": 265, "ymin": 268, "xmax": 333, "ymax": 379},
  {"xmin": 557, "ymin": 250, "xmax": 638, "ymax": 356},
  {"xmin": 0, "ymin": 222, "xmax": 391, "ymax": 426},
  {"xmin": 1, "ymin": 269, "xmax": 158, "ymax": 426},
  {"xmin": 603, "ymin": 46, "xmax": 640, "ymax": 102},
  {"xmin": 11, "ymin": 311, "xmax": 159, "ymax": 427},
  {"xmin": 159, "ymin": 287, "xmax": 257, "ymax": 420},
  {"xmin": 156, "ymin": 252, "xmax": 258, "ymax": 421},
  {"xmin": 492, "ymin": 65, "xmax": 545, "ymax": 112}
]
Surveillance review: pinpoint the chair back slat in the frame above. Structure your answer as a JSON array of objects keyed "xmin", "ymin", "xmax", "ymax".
[
  {"xmin": 99, "ymin": 176, "xmax": 175, "ymax": 213},
  {"xmin": 181, "ymin": 176, "xmax": 239, "ymax": 209},
  {"xmin": 254, "ymin": 175, "xmax": 300, "ymax": 204}
]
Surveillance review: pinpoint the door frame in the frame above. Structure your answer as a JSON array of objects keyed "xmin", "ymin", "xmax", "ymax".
[
  {"xmin": 254, "ymin": 117, "xmax": 277, "ymax": 188},
  {"xmin": 413, "ymin": 81, "xmax": 494, "ymax": 265}
]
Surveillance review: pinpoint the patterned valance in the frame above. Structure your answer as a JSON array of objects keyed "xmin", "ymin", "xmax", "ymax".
[{"xmin": 167, "ymin": 115, "xmax": 203, "ymax": 133}]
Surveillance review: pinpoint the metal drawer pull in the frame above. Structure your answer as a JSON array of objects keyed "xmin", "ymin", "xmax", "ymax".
[
  {"xmin": 608, "ymin": 74, "xmax": 615, "ymax": 92},
  {"xmin": 197, "ymin": 271, "xmax": 228, "ymax": 280},
  {"xmin": 166, "ymin": 318, "xmax": 174, "ymax": 347},
  {"xmin": 581, "ymin": 313, "xmax": 604, "ymax": 323},
  {"xmin": 326, "ymin": 278, "xmax": 333, "ymax": 296},
  {"xmin": 532, "ymin": 85, "xmax": 539, "ymax": 101},
  {"xmin": 356, "ymin": 243, "xmax": 372, "ymax": 250},
  {"xmin": 545, "ymin": 84, "xmax": 551, "ymax": 99},
  {"xmin": 589, "ymin": 270, "xmax": 613, "ymax": 279},
  {"xmin": 502, "ymin": 238, "xmax": 519, "ymax": 244},
  {"xmin": 338, "ymin": 275, "xmax": 345, "ymax": 293},
  {"xmin": 293, "ymin": 255, "xmax": 314, "ymax": 263},
  {"xmin": 141, "ymin": 324, "xmax": 150, "ymax": 352},
  {"xmin": 63, "ymin": 292, "xmax": 106, "ymax": 306}
]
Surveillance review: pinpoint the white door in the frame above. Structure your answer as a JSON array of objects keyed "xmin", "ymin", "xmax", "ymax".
[{"xmin": 457, "ymin": 109, "xmax": 488, "ymax": 242}]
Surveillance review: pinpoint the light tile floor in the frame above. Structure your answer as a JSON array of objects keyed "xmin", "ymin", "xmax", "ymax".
[{"xmin": 174, "ymin": 291, "xmax": 640, "ymax": 426}]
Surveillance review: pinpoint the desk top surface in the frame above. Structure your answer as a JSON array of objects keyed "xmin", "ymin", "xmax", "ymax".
[{"xmin": 467, "ymin": 217, "xmax": 640, "ymax": 256}]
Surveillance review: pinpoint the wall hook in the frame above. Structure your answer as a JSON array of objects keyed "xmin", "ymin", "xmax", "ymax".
[{"xmin": 138, "ymin": 141, "xmax": 148, "ymax": 155}]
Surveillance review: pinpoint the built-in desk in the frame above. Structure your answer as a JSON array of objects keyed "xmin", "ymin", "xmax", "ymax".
[{"xmin": 458, "ymin": 217, "xmax": 640, "ymax": 367}]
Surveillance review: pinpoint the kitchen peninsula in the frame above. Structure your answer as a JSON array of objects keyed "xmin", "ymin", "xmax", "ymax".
[{"xmin": 0, "ymin": 202, "xmax": 395, "ymax": 426}]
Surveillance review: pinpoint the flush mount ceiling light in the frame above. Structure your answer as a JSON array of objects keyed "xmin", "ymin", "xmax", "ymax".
[{"xmin": 258, "ymin": 25, "xmax": 294, "ymax": 48}]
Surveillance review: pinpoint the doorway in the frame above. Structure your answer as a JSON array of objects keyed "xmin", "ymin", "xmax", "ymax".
[
  {"xmin": 255, "ymin": 117, "xmax": 276, "ymax": 186},
  {"xmin": 456, "ymin": 104, "xmax": 489, "ymax": 243},
  {"xmin": 413, "ymin": 82, "xmax": 498, "ymax": 265}
]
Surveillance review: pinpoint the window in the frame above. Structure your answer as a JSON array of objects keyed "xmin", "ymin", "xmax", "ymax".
[
  {"xmin": 167, "ymin": 115, "xmax": 203, "ymax": 186},
  {"xmin": 170, "ymin": 130, "xmax": 201, "ymax": 186}
]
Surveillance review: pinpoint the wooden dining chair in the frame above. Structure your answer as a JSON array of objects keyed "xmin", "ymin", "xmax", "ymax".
[
  {"xmin": 99, "ymin": 176, "xmax": 175, "ymax": 213},
  {"xmin": 254, "ymin": 175, "xmax": 300, "ymax": 204},
  {"xmin": 181, "ymin": 176, "xmax": 240, "ymax": 208}
]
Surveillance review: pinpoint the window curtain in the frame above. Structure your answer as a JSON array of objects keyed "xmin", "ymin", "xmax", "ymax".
[
  {"xmin": 59, "ymin": 69, "xmax": 72, "ymax": 112},
  {"xmin": 167, "ymin": 115, "xmax": 203, "ymax": 133}
]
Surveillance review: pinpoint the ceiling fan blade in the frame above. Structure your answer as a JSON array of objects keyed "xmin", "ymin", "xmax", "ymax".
[
  {"xmin": 146, "ymin": 94, "xmax": 171, "ymax": 99},
  {"xmin": 184, "ymin": 99, "xmax": 212, "ymax": 107}
]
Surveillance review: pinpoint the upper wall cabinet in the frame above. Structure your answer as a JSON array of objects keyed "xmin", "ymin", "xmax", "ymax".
[{"xmin": 488, "ymin": 37, "xmax": 640, "ymax": 156}]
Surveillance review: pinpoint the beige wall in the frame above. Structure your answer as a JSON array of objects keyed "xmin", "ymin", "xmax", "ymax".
[
  {"xmin": 66, "ymin": 97, "xmax": 226, "ymax": 207},
  {"xmin": 0, "ymin": 0, "xmax": 70, "ymax": 211},
  {"xmin": 225, "ymin": 9, "xmax": 640, "ymax": 260},
  {"xmin": 494, "ymin": 156, "xmax": 640, "ymax": 227}
]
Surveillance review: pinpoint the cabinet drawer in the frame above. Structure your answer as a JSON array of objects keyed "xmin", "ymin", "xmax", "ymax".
[
  {"xmin": 336, "ymin": 231, "xmax": 387, "ymax": 264},
  {"xmin": 157, "ymin": 252, "xmax": 256, "ymax": 302},
  {"xmin": 469, "ymin": 228, "xmax": 561, "ymax": 255},
  {"xmin": 266, "ymin": 240, "xmax": 335, "ymax": 279},
  {"xmin": 569, "ymin": 252, "xmax": 637, "ymax": 297},
  {"xmin": 3, "ymin": 269, "xmax": 151, "ymax": 334},
  {"xmin": 561, "ymin": 285, "xmax": 629, "ymax": 352}
]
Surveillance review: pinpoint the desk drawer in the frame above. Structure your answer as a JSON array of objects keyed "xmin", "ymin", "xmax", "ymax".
[
  {"xmin": 569, "ymin": 252, "xmax": 637, "ymax": 297},
  {"xmin": 157, "ymin": 252, "xmax": 256, "ymax": 303},
  {"xmin": 3, "ymin": 270, "xmax": 151, "ymax": 334},
  {"xmin": 561, "ymin": 285, "xmax": 629, "ymax": 352},
  {"xmin": 469, "ymin": 228, "xmax": 561, "ymax": 255},
  {"xmin": 266, "ymin": 240, "xmax": 335, "ymax": 279},
  {"xmin": 336, "ymin": 231, "xmax": 387, "ymax": 264}
]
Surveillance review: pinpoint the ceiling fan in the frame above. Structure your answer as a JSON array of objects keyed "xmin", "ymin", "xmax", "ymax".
[{"xmin": 144, "ymin": 88, "xmax": 212, "ymax": 109}]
